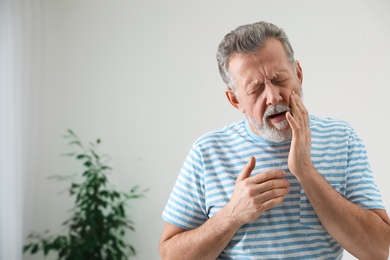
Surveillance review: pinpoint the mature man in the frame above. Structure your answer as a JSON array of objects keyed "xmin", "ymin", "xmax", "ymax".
[{"xmin": 159, "ymin": 21, "xmax": 390, "ymax": 259}]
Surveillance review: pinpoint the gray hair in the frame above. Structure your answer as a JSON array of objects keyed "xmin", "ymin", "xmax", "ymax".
[{"xmin": 216, "ymin": 21, "xmax": 295, "ymax": 90}]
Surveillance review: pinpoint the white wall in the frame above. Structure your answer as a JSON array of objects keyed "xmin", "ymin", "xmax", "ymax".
[{"xmin": 23, "ymin": 1, "xmax": 390, "ymax": 259}]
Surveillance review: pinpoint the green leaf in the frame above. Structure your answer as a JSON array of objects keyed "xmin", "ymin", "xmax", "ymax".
[
  {"xmin": 128, "ymin": 244, "xmax": 136, "ymax": 256},
  {"xmin": 118, "ymin": 239, "xmax": 125, "ymax": 248},
  {"xmin": 130, "ymin": 185, "xmax": 139, "ymax": 193},
  {"xmin": 42, "ymin": 240, "xmax": 50, "ymax": 255},
  {"xmin": 101, "ymin": 165, "xmax": 111, "ymax": 170},
  {"xmin": 67, "ymin": 129, "xmax": 75, "ymax": 135},
  {"xmin": 59, "ymin": 248, "xmax": 67, "ymax": 258},
  {"xmin": 76, "ymin": 154, "xmax": 86, "ymax": 159},
  {"xmin": 61, "ymin": 152, "xmax": 75, "ymax": 157},
  {"xmin": 91, "ymin": 149, "xmax": 99, "ymax": 160},
  {"xmin": 119, "ymin": 205, "xmax": 125, "ymax": 217},
  {"xmin": 100, "ymin": 190, "xmax": 108, "ymax": 198},
  {"xmin": 31, "ymin": 244, "xmax": 39, "ymax": 254},
  {"xmin": 69, "ymin": 140, "xmax": 81, "ymax": 146},
  {"xmin": 84, "ymin": 161, "xmax": 92, "ymax": 167},
  {"xmin": 23, "ymin": 244, "xmax": 32, "ymax": 253},
  {"xmin": 71, "ymin": 183, "xmax": 80, "ymax": 189}
]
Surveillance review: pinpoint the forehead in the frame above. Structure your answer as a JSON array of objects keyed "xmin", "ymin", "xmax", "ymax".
[{"xmin": 228, "ymin": 38, "xmax": 292, "ymax": 82}]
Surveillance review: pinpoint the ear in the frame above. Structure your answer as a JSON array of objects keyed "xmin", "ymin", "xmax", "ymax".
[
  {"xmin": 225, "ymin": 88, "xmax": 245, "ymax": 113},
  {"xmin": 295, "ymin": 60, "xmax": 303, "ymax": 84}
]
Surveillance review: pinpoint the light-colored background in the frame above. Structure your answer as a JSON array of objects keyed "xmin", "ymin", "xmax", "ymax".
[{"xmin": 1, "ymin": 0, "xmax": 389, "ymax": 259}]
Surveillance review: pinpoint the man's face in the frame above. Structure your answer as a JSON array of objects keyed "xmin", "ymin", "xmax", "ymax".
[{"xmin": 226, "ymin": 37, "xmax": 303, "ymax": 142}]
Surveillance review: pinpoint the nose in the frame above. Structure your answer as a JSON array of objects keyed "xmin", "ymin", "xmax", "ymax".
[{"xmin": 265, "ymin": 84, "xmax": 282, "ymax": 106}]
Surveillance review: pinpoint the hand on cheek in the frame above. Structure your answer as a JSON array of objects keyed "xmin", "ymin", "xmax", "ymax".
[{"xmin": 286, "ymin": 91, "xmax": 313, "ymax": 177}]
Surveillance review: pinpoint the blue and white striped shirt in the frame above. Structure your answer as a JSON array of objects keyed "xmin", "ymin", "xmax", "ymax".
[{"xmin": 162, "ymin": 115, "xmax": 384, "ymax": 259}]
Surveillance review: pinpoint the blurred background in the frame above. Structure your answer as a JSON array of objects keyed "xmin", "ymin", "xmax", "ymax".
[{"xmin": 1, "ymin": 0, "xmax": 389, "ymax": 259}]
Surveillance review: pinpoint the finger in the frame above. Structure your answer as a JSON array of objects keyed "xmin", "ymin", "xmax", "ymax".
[
  {"xmin": 289, "ymin": 91, "xmax": 301, "ymax": 120},
  {"xmin": 259, "ymin": 186, "xmax": 290, "ymax": 201},
  {"xmin": 236, "ymin": 156, "xmax": 256, "ymax": 182},
  {"xmin": 287, "ymin": 91, "xmax": 305, "ymax": 132},
  {"xmin": 250, "ymin": 169, "xmax": 286, "ymax": 184},
  {"xmin": 293, "ymin": 91, "xmax": 310, "ymax": 129},
  {"xmin": 293, "ymin": 91, "xmax": 308, "ymax": 116},
  {"xmin": 255, "ymin": 178, "xmax": 290, "ymax": 193},
  {"xmin": 260, "ymin": 194, "xmax": 288, "ymax": 212},
  {"xmin": 286, "ymin": 111, "xmax": 300, "ymax": 132}
]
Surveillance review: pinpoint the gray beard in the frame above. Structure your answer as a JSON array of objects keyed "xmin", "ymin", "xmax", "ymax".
[{"xmin": 248, "ymin": 104, "xmax": 292, "ymax": 143}]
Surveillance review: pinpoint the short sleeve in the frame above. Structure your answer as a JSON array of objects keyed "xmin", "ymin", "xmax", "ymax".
[
  {"xmin": 162, "ymin": 145, "xmax": 208, "ymax": 230},
  {"xmin": 345, "ymin": 129, "xmax": 384, "ymax": 210}
]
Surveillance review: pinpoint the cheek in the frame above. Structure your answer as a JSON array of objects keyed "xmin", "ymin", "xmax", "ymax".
[
  {"xmin": 297, "ymin": 88, "xmax": 303, "ymax": 98},
  {"xmin": 280, "ymin": 92, "xmax": 291, "ymax": 106},
  {"xmin": 293, "ymin": 81, "xmax": 303, "ymax": 94},
  {"xmin": 251, "ymin": 99, "xmax": 267, "ymax": 119}
]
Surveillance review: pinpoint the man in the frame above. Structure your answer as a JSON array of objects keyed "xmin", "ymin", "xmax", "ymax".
[{"xmin": 159, "ymin": 21, "xmax": 390, "ymax": 259}]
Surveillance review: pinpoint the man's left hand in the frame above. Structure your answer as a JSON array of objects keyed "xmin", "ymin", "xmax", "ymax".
[{"xmin": 286, "ymin": 90, "xmax": 314, "ymax": 177}]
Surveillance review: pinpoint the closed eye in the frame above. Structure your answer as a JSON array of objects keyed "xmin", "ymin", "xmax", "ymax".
[
  {"xmin": 246, "ymin": 84, "xmax": 264, "ymax": 95},
  {"xmin": 271, "ymin": 79, "xmax": 287, "ymax": 86}
]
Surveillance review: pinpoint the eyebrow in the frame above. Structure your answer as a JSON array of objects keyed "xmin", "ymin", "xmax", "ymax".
[
  {"xmin": 246, "ymin": 79, "xmax": 260, "ymax": 89},
  {"xmin": 251, "ymin": 70, "xmax": 290, "ymax": 85}
]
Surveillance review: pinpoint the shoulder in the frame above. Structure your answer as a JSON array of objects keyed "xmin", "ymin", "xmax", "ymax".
[
  {"xmin": 193, "ymin": 120, "xmax": 247, "ymax": 148},
  {"xmin": 309, "ymin": 115, "xmax": 356, "ymax": 135},
  {"xmin": 310, "ymin": 114, "xmax": 352, "ymax": 128}
]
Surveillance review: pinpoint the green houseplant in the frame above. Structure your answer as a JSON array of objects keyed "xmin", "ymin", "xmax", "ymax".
[{"xmin": 23, "ymin": 129, "xmax": 147, "ymax": 259}]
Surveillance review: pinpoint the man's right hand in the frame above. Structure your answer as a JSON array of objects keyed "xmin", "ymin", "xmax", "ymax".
[
  {"xmin": 225, "ymin": 156, "xmax": 290, "ymax": 225},
  {"xmin": 160, "ymin": 156, "xmax": 290, "ymax": 260}
]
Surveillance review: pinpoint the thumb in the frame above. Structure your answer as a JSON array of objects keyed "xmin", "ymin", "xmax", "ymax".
[{"xmin": 236, "ymin": 156, "xmax": 256, "ymax": 182}]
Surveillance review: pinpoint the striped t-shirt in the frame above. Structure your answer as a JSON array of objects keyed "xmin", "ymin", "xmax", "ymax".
[{"xmin": 162, "ymin": 115, "xmax": 384, "ymax": 259}]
